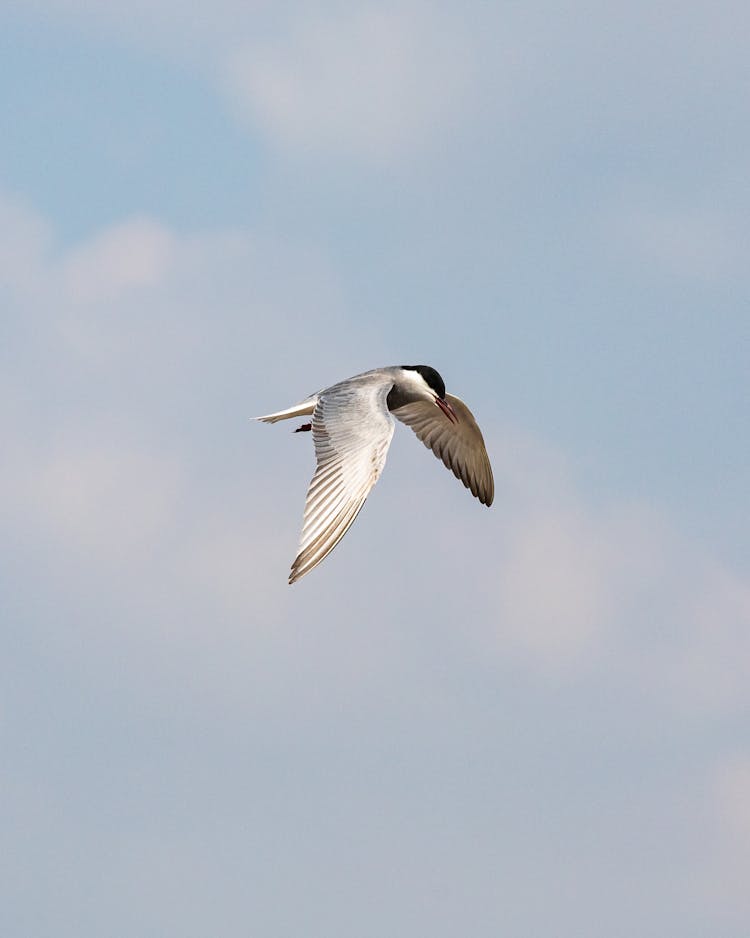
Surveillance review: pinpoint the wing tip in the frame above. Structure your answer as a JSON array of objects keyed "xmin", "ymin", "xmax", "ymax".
[
  {"xmin": 288, "ymin": 558, "xmax": 309, "ymax": 584},
  {"xmin": 480, "ymin": 477, "xmax": 495, "ymax": 507}
]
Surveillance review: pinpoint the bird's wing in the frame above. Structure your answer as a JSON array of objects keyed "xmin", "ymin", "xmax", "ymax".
[
  {"xmin": 391, "ymin": 393, "xmax": 494, "ymax": 506},
  {"xmin": 289, "ymin": 377, "xmax": 396, "ymax": 584}
]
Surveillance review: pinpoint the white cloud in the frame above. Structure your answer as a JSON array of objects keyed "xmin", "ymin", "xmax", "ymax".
[
  {"xmin": 24, "ymin": 436, "xmax": 183, "ymax": 558},
  {"xmin": 706, "ymin": 752, "xmax": 750, "ymax": 919},
  {"xmin": 428, "ymin": 423, "xmax": 750, "ymax": 713},
  {"xmin": 0, "ymin": 189, "xmax": 357, "ymax": 384},
  {"xmin": 224, "ymin": 4, "xmax": 474, "ymax": 165},
  {"xmin": 60, "ymin": 218, "xmax": 175, "ymax": 305},
  {"xmin": 493, "ymin": 506, "xmax": 616, "ymax": 669},
  {"xmin": 0, "ymin": 196, "xmax": 362, "ymax": 652}
]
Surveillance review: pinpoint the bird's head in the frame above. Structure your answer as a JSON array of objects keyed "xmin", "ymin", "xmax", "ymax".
[{"xmin": 400, "ymin": 365, "xmax": 458, "ymax": 423}]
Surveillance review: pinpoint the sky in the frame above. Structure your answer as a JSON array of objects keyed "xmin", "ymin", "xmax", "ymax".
[{"xmin": 1, "ymin": 2, "xmax": 749, "ymax": 936}]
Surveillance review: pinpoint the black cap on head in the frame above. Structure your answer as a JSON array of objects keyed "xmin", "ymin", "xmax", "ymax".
[{"xmin": 401, "ymin": 364, "xmax": 446, "ymax": 400}]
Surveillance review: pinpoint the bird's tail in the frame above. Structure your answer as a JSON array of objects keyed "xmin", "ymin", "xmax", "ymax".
[{"xmin": 253, "ymin": 397, "xmax": 317, "ymax": 424}]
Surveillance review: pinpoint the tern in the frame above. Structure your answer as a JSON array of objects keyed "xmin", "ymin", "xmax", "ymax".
[{"xmin": 255, "ymin": 365, "xmax": 494, "ymax": 584}]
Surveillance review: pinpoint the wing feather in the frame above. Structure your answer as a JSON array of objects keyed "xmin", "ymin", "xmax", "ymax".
[
  {"xmin": 289, "ymin": 377, "xmax": 395, "ymax": 583},
  {"xmin": 392, "ymin": 393, "xmax": 494, "ymax": 506}
]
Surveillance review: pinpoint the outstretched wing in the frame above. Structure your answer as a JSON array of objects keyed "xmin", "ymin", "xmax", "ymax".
[
  {"xmin": 289, "ymin": 377, "xmax": 395, "ymax": 584},
  {"xmin": 392, "ymin": 393, "xmax": 494, "ymax": 506}
]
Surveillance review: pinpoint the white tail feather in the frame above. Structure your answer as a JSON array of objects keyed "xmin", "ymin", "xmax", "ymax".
[{"xmin": 254, "ymin": 397, "xmax": 317, "ymax": 424}]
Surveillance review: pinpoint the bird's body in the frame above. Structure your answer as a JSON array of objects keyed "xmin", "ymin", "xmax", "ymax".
[{"xmin": 255, "ymin": 365, "xmax": 493, "ymax": 584}]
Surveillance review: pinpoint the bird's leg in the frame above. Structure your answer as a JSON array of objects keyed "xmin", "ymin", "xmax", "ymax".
[{"xmin": 294, "ymin": 423, "xmax": 312, "ymax": 433}]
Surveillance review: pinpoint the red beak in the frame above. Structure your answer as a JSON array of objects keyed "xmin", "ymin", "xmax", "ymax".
[{"xmin": 435, "ymin": 396, "xmax": 458, "ymax": 423}]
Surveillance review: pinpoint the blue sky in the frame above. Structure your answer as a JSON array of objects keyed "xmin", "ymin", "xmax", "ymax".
[{"xmin": 2, "ymin": 2, "xmax": 749, "ymax": 936}]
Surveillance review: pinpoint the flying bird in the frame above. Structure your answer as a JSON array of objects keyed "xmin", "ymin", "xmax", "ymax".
[{"xmin": 255, "ymin": 365, "xmax": 493, "ymax": 584}]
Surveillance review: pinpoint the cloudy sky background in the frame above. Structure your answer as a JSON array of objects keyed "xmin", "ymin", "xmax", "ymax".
[{"xmin": 2, "ymin": 2, "xmax": 749, "ymax": 935}]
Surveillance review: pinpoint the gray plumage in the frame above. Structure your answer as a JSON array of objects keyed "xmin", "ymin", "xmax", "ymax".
[{"xmin": 255, "ymin": 366, "xmax": 493, "ymax": 584}]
